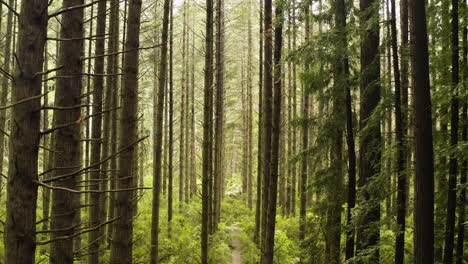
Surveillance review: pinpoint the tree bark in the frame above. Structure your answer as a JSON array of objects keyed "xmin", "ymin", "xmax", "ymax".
[
  {"xmin": 410, "ymin": 0, "xmax": 435, "ymax": 262},
  {"xmin": 109, "ymin": 0, "xmax": 142, "ymax": 262},
  {"xmin": 443, "ymin": 0, "xmax": 459, "ymax": 262},
  {"xmin": 150, "ymin": 0, "xmax": 170, "ymax": 261},
  {"xmin": 201, "ymin": 0, "xmax": 215, "ymax": 261},
  {"xmin": 49, "ymin": 0, "xmax": 85, "ymax": 262},
  {"xmin": 299, "ymin": 2, "xmax": 310, "ymax": 242},
  {"xmin": 213, "ymin": 0, "xmax": 225, "ymax": 231},
  {"xmin": 356, "ymin": 0, "xmax": 381, "ymax": 261},
  {"xmin": 261, "ymin": 1, "xmax": 282, "ymax": 263},
  {"xmin": 4, "ymin": 0, "xmax": 48, "ymax": 263},
  {"xmin": 88, "ymin": 1, "xmax": 107, "ymax": 262}
]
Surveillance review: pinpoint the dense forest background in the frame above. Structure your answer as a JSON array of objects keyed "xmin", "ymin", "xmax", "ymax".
[{"xmin": 0, "ymin": 0, "xmax": 466, "ymax": 263}]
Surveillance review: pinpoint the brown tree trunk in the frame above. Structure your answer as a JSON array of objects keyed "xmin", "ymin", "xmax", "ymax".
[
  {"xmin": 410, "ymin": 0, "xmax": 435, "ymax": 262},
  {"xmin": 4, "ymin": 0, "xmax": 48, "ymax": 263},
  {"xmin": 105, "ymin": 0, "xmax": 120, "ymax": 243},
  {"xmin": 0, "ymin": 0, "xmax": 14, "ymax": 198},
  {"xmin": 254, "ymin": 0, "xmax": 264, "ymax": 245},
  {"xmin": 455, "ymin": 4, "xmax": 467, "ymax": 262},
  {"xmin": 49, "ymin": 0, "xmax": 85, "ymax": 262},
  {"xmin": 213, "ymin": 0, "xmax": 225, "ymax": 232},
  {"xmin": 299, "ymin": 2, "xmax": 310, "ymax": 242},
  {"xmin": 201, "ymin": 0, "xmax": 214, "ymax": 261},
  {"xmin": 356, "ymin": 0, "xmax": 381, "ymax": 261},
  {"xmin": 109, "ymin": 0, "xmax": 142, "ymax": 262},
  {"xmin": 150, "ymin": 0, "xmax": 170, "ymax": 261},
  {"xmin": 168, "ymin": 0, "xmax": 174, "ymax": 239},
  {"xmin": 261, "ymin": 2, "xmax": 282, "ymax": 262},
  {"xmin": 88, "ymin": 1, "xmax": 107, "ymax": 262},
  {"xmin": 443, "ymin": 0, "xmax": 459, "ymax": 262}
]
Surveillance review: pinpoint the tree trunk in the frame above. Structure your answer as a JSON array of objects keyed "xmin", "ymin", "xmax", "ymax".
[
  {"xmin": 409, "ymin": 0, "xmax": 435, "ymax": 262},
  {"xmin": 0, "ymin": 0, "xmax": 14, "ymax": 198},
  {"xmin": 150, "ymin": 0, "xmax": 170, "ymax": 261},
  {"xmin": 109, "ymin": 0, "xmax": 142, "ymax": 262},
  {"xmin": 262, "ymin": 2, "xmax": 283, "ymax": 263},
  {"xmin": 455, "ymin": 4, "xmax": 467, "ymax": 262},
  {"xmin": 389, "ymin": 0, "xmax": 407, "ymax": 262},
  {"xmin": 356, "ymin": 0, "xmax": 381, "ymax": 261},
  {"xmin": 88, "ymin": 1, "xmax": 107, "ymax": 262},
  {"xmin": 254, "ymin": 0, "xmax": 264, "ymax": 245},
  {"xmin": 213, "ymin": 0, "xmax": 225, "ymax": 231},
  {"xmin": 201, "ymin": 0, "xmax": 215, "ymax": 261},
  {"xmin": 167, "ymin": 0, "xmax": 174, "ymax": 239},
  {"xmin": 4, "ymin": 1, "xmax": 48, "ymax": 263},
  {"xmin": 443, "ymin": 0, "xmax": 459, "ymax": 262},
  {"xmin": 105, "ymin": 0, "xmax": 120, "ymax": 243},
  {"xmin": 49, "ymin": 0, "xmax": 84, "ymax": 262},
  {"xmin": 299, "ymin": 2, "xmax": 310, "ymax": 242}
]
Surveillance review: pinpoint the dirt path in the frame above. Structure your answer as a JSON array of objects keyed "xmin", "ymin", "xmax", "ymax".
[{"xmin": 229, "ymin": 226, "xmax": 242, "ymax": 264}]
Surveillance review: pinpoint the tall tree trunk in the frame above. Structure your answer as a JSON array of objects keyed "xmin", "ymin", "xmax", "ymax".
[
  {"xmin": 455, "ymin": 3, "xmax": 467, "ymax": 262},
  {"xmin": 409, "ymin": 0, "xmax": 435, "ymax": 262},
  {"xmin": 105, "ymin": 0, "xmax": 120, "ymax": 243},
  {"xmin": 254, "ymin": 0, "xmax": 264, "ymax": 245},
  {"xmin": 299, "ymin": 2, "xmax": 310, "ymax": 242},
  {"xmin": 201, "ymin": 0, "xmax": 215, "ymax": 261},
  {"xmin": 4, "ymin": 0, "xmax": 48, "ymax": 263},
  {"xmin": 247, "ymin": 0, "xmax": 254, "ymax": 210},
  {"xmin": 0, "ymin": 0, "xmax": 14, "ymax": 199},
  {"xmin": 109, "ymin": 0, "xmax": 142, "ymax": 262},
  {"xmin": 213, "ymin": 0, "xmax": 225, "ymax": 232},
  {"xmin": 443, "ymin": 0, "xmax": 459, "ymax": 262},
  {"xmin": 150, "ymin": 0, "xmax": 170, "ymax": 261},
  {"xmin": 356, "ymin": 0, "xmax": 381, "ymax": 261},
  {"xmin": 336, "ymin": 0, "xmax": 356, "ymax": 260},
  {"xmin": 390, "ymin": 0, "xmax": 407, "ymax": 262},
  {"xmin": 49, "ymin": 0, "xmax": 84, "ymax": 262},
  {"xmin": 261, "ymin": 2, "xmax": 283, "ymax": 263},
  {"xmin": 167, "ymin": 0, "xmax": 174, "ymax": 239},
  {"xmin": 88, "ymin": 1, "xmax": 107, "ymax": 262},
  {"xmin": 179, "ymin": 0, "xmax": 187, "ymax": 209}
]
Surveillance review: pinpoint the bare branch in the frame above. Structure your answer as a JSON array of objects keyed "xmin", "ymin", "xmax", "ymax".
[
  {"xmin": 0, "ymin": 0, "xmax": 19, "ymax": 17},
  {"xmin": 34, "ymin": 65, "xmax": 64, "ymax": 78},
  {"xmin": 0, "ymin": 92, "xmax": 48, "ymax": 111},
  {"xmin": 42, "ymin": 104, "xmax": 94, "ymax": 111},
  {"xmin": 42, "ymin": 136, "xmax": 149, "ymax": 183},
  {"xmin": 82, "ymin": 43, "xmax": 163, "ymax": 60},
  {"xmin": 36, "ymin": 217, "xmax": 120, "ymax": 245},
  {"xmin": 48, "ymin": 0, "xmax": 103, "ymax": 19},
  {"xmin": 35, "ymin": 180, "xmax": 151, "ymax": 194}
]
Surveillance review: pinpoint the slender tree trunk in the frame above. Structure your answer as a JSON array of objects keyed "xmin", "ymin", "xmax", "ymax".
[
  {"xmin": 291, "ymin": 2, "xmax": 297, "ymax": 218},
  {"xmin": 356, "ymin": 0, "xmax": 381, "ymax": 261},
  {"xmin": 335, "ymin": 0, "xmax": 356, "ymax": 260},
  {"xmin": 49, "ymin": 0, "xmax": 84, "ymax": 262},
  {"xmin": 261, "ymin": 2, "xmax": 282, "ymax": 263},
  {"xmin": 213, "ymin": 0, "xmax": 225, "ymax": 232},
  {"xmin": 150, "ymin": 0, "xmax": 170, "ymax": 261},
  {"xmin": 109, "ymin": 0, "xmax": 142, "ymax": 262},
  {"xmin": 105, "ymin": 0, "xmax": 120, "ymax": 243},
  {"xmin": 443, "ymin": 0, "xmax": 459, "ymax": 262},
  {"xmin": 254, "ymin": 0, "xmax": 264, "ymax": 245},
  {"xmin": 0, "ymin": 0, "xmax": 14, "ymax": 199},
  {"xmin": 247, "ymin": 0, "xmax": 254, "ymax": 210},
  {"xmin": 455, "ymin": 4, "xmax": 467, "ymax": 262},
  {"xmin": 299, "ymin": 2, "xmax": 310, "ymax": 242},
  {"xmin": 4, "ymin": 1, "xmax": 48, "ymax": 263},
  {"xmin": 179, "ymin": 0, "xmax": 187, "ymax": 209},
  {"xmin": 201, "ymin": 0, "xmax": 215, "ymax": 261},
  {"xmin": 410, "ymin": 0, "xmax": 435, "ymax": 262},
  {"xmin": 167, "ymin": 0, "xmax": 174, "ymax": 239},
  {"xmin": 88, "ymin": 1, "xmax": 107, "ymax": 262},
  {"xmin": 389, "ymin": 0, "xmax": 407, "ymax": 262}
]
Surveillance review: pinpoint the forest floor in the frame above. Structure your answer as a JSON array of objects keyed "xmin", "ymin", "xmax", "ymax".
[{"xmin": 229, "ymin": 225, "xmax": 242, "ymax": 264}]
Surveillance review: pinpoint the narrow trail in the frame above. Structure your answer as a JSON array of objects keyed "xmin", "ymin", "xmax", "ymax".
[{"xmin": 229, "ymin": 225, "xmax": 242, "ymax": 264}]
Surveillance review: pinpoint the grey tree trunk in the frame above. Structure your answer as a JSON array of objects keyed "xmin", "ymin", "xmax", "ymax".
[{"xmin": 4, "ymin": 0, "xmax": 48, "ymax": 263}]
